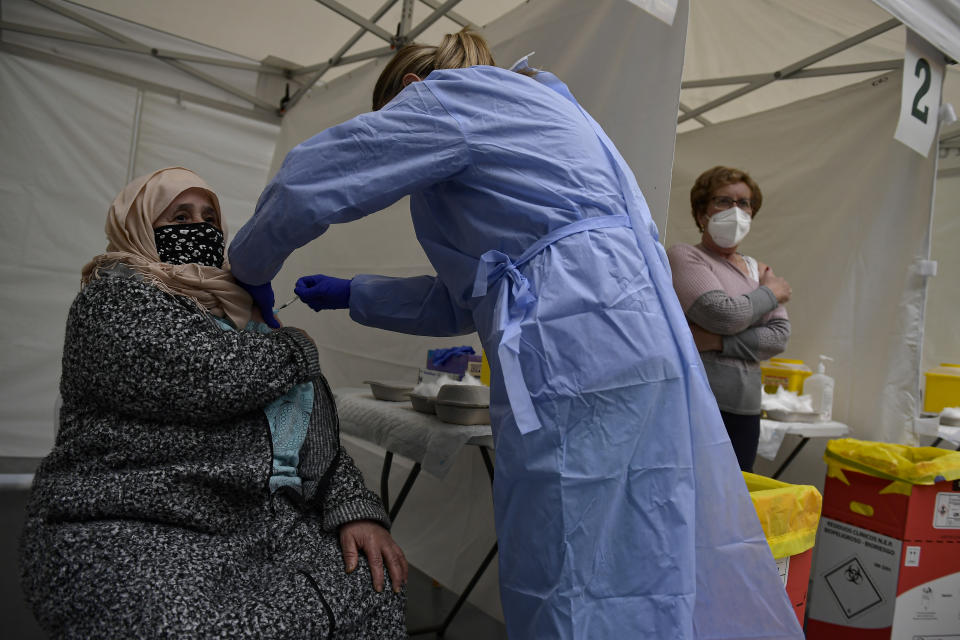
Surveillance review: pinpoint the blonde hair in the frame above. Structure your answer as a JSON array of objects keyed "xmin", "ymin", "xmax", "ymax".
[{"xmin": 373, "ymin": 28, "xmax": 531, "ymax": 110}]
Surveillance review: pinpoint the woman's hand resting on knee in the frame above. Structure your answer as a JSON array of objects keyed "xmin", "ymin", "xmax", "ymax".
[{"xmin": 340, "ymin": 520, "xmax": 408, "ymax": 593}]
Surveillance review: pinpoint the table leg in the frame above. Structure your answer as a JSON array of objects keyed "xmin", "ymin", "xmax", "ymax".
[
  {"xmin": 403, "ymin": 446, "xmax": 499, "ymax": 638},
  {"xmin": 378, "ymin": 450, "xmax": 423, "ymax": 523},
  {"xmin": 932, "ymin": 437, "xmax": 960, "ymax": 451},
  {"xmin": 379, "ymin": 451, "xmax": 394, "ymax": 515},
  {"xmin": 480, "ymin": 446, "xmax": 494, "ymax": 484},
  {"xmin": 771, "ymin": 437, "xmax": 810, "ymax": 479},
  {"xmin": 408, "ymin": 541, "xmax": 499, "ymax": 637},
  {"xmin": 389, "ymin": 462, "xmax": 422, "ymax": 523}
]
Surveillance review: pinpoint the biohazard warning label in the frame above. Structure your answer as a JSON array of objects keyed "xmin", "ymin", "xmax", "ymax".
[
  {"xmin": 807, "ymin": 518, "xmax": 900, "ymax": 628},
  {"xmin": 824, "ymin": 556, "xmax": 884, "ymax": 618},
  {"xmin": 932, "ymin": 492, "xmax": 960, "ymax": 529}
]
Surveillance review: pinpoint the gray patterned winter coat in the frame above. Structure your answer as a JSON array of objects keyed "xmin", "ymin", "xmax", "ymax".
[{"xmin": 19, "ymin": 266, "xmax": 406, "ymax": 639}]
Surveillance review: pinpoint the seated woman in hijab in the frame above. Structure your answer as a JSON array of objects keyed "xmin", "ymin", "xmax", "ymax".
[{"xmin": 19, "ymin": 167, "xmax": 407, "ymax": 640}]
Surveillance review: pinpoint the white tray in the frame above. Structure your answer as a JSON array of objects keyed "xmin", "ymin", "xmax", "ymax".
[{"xmin": 765, "ymin": 409, "xmax": 821, "ymax": 423}]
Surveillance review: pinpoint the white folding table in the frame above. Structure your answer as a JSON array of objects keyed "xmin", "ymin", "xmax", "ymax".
[{"xmin": 759, "ymin": 419, "xmax": 850, "ymax": 478}]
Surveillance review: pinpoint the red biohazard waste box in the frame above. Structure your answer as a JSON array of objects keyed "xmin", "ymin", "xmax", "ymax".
[
  {"xmin": 744, "ymin": 472, "xmax": 822, "ymax": 625},
  {"xmin": 806, "ymin": 438, "xmax": 960, "ymax": 639}
]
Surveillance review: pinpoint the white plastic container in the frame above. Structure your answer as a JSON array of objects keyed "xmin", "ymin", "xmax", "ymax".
[
  {"xmin": 363, "ymin": 380, "xmax": 415, "ymax": 402},
  {"xmin": 407, "ymin": 393, "xmax": 437, "ymax": 414},
  {"xmin": 435, "ymin": 384, "xmax": 491, "ymax": 425},
  {"xmin": 804, "ymin": 355, "xmax": 835, "ymax": 421}
]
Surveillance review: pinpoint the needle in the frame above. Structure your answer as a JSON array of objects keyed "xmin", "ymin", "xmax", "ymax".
[{"xmin": 276, "ymin": 296, "xmax": 299, "ymax": 312}]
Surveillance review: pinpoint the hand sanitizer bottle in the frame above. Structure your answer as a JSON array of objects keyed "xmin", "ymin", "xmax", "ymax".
[{"xmin": 806, "ymin": 355, "xmax": 835, "ymax": 422}]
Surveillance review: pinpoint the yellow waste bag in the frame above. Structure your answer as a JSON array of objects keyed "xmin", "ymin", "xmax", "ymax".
[
  {"xmin": 823, "ymin": 438, "xmax": 960, "ymax": 490},
  {"xmin": 744, "ymin": 472, "xmax": 822, "ymax": 560}
]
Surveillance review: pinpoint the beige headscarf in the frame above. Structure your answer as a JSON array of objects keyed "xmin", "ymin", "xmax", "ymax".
[{"xmin": 82, "ymin": 167, "xmax": 252, "ymax": 328}]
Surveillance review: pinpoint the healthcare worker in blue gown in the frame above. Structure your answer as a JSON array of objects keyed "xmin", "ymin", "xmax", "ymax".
[{"xmin": 229, "ymin": 29, "xmax": 803, "ymax": 640}]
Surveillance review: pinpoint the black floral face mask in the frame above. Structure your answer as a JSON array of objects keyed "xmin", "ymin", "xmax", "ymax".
[{"xmin": 153, "ymin": 222, "xmax": 225, "ymax": 268}]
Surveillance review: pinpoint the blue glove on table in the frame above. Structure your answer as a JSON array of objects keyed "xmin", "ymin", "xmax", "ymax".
[
  {"xmin": 235, "ymin": 279, "xmax": 281, "ymax": 329},
  {"xmin": 294, "ymin": 274, "xmax": 352, "ymax": 311}
]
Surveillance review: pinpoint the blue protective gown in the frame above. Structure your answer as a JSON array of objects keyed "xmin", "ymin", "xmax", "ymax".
[{"xmin": 229, "ymin": 65, "xmax": 803, "ymax": 640}]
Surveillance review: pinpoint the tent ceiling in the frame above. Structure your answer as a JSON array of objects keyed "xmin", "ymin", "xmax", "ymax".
[
  {"xmin": 69, "ymin": 0, "xmax": 519, "ymax": 71},
  {"xmin": 0, "ymin": 0, "xmax": 293, "ymax": 123},
  {"xmin": 3, "ymin": 0, "xmax": 958, "ymax": 136},
  {"xmin": 0, "ymin": 0, "xmax": 524, "ymax": 122},
  {"xmin": 678, "ymin": 0, "xmax": 959, "ymax": 134}
]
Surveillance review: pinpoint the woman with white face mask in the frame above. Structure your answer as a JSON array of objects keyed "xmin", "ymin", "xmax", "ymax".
[{"xmin": 667, "ymin": 166, "xmax": 792, "ymax": 472}]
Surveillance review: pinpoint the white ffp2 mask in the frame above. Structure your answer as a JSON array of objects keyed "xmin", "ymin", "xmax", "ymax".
[{"xmin": 706, "ymin": 207, "xmax": 752, "ymax": 248}]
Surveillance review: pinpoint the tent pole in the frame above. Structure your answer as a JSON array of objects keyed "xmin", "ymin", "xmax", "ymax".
[
  {"xmin": 125, "ymin": 89, "xmax": 143, "ymax": 184},
  {"xmin": 914, "ymin": 116, "xmax": 944, "ymax": 441},
  {"xmin": 161, "ymin": 57, "xmax": 276, "ymax": 112},
  {"xmin": 292, "ymin": 0, "xmax": 399, "ymax": 77},
  {"xmin": 334, "ymin": 46, "xmax": 396, "ymax": 66},
  {"xmin": 405, "ymin": 0, "xmax": 463, "ymax": 42},
  {"xmin": 24, "ymin": 0, "xmax": 278, "ymax": 113},
  {"xmin": 283, "ymin": 0, "xmax": 400, "ymax": 114},
  {"xmin": 0, "ymin": 20, "xmax": 286, "ymax": 75},
  {"xmin": 679, "ymin": 18, "xmax": 901, "ymax": 123},
  {"xmin": 682, "ymin": 60, "xmax": 902, "ymax": 89},
  {"xmin": 790, "ymin": 60, "xmax": 902, "ymax": 79},
  {"xmin": 285, "ymin": 0, "xmax": 467, "ymax": 115},
  {"xmin": 399, "ymin": 0, "xmax": 414, "ymax": 40},
  {"xmin": 146, "ymin": 49, "xmax": 285, "ymax": 75},
  {"xmin": 678, "ymin": 101, "xmax": 711, "ymax": 127},
  {"xmin": 417, "ymin": 0, "xmax": 476, "ymax": 29},
  {"xmin": 314, "ymin": 0, "xmax": 395, "ymax": 44},
  {"xmin": 0, "ymin": 41, "xmax": 280, "ymax": 124}
]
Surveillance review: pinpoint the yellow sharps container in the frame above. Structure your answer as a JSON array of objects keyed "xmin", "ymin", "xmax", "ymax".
[
  {"xmin": 761, "ymin": 358, "xmax": 812, "ymax": 394},
  {"xmin": 743, "ymin": 472, "xmax": 822, "ymax": 625},
  {"xmin": 480, "ymin": 349, "xmax": 491, "ymax": 386},
  {"xmin": 923, "ymin": 363, "xmax": 960, "ymax": 413}
]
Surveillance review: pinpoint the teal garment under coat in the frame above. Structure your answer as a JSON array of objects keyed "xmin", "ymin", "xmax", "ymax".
[{"xmin": 215, "ymin": 317, "xmax": 313, "ymax": 493}]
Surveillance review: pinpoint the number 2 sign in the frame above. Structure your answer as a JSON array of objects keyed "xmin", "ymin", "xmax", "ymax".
[{"xmin": 894, "ymin": 29, "xmax": 945, "ymax": 157}]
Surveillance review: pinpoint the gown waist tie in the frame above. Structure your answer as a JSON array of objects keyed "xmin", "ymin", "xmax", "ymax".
[{"xmin": 470, "ymin": 214, "xmax": 631, "ymax": 435}]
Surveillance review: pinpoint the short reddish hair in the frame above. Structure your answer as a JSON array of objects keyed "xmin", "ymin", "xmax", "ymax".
[{"xmin": 689, "ymin": 166, "xmax": 762, "ymax": 231}]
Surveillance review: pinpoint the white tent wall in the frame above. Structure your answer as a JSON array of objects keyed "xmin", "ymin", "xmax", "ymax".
[
  {"xmin": 131, "ymin": 93, "xmax": 280, "ymax": 234},
  {"xmin": 666, "ymin": 70, "xmax": 941, "ymax": 486},
  {"xmin": 0, "ymin": 53, "xmax": 133, "ymax": 456},
  {"xmin": 0, "ymin": 51, "xmax": 278, "ymax": 457}
]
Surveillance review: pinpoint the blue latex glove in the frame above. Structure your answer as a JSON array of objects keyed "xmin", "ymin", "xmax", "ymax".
[
  {"xmin": 294, "ymin": 274, "xmax": 352, "ymax": 311},
  {"xmin": 235, "ymin": 279, "xmax": 280, "ymax": 329},
  {"xmin": 431, "ymin": 346, "xmax": 476, "ymax": 366}
]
